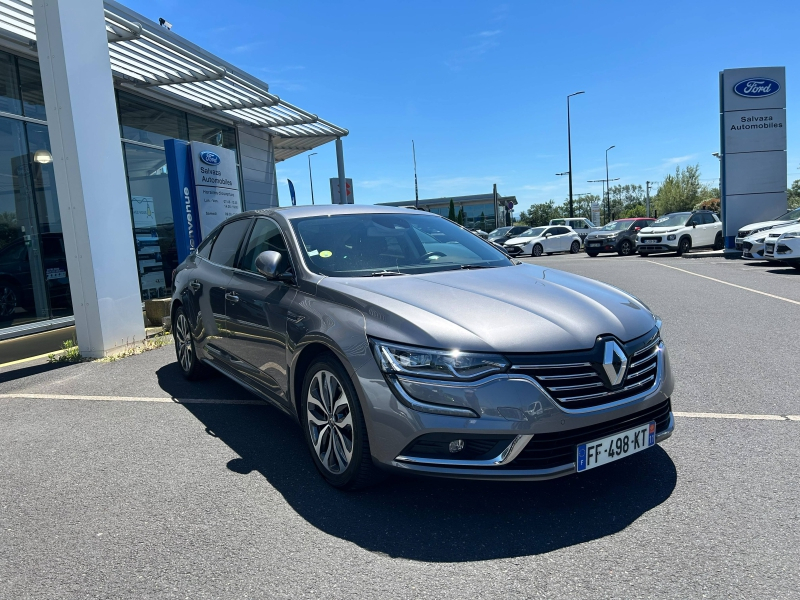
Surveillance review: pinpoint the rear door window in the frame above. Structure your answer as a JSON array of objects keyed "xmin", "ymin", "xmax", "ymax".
[{"xmin": 209, "ymin": 218, "xmax": 251, "ymax": 267}]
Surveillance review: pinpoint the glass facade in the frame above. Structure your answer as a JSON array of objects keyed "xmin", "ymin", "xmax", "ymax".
[
  {"xmin": 117, "ymin": 90, "xmax": 237, "ymax": 300},
  {"xmin": 427, "ymin": 201, "xmax": 501, "ymax": 231},
  {"xmin": 0, "ymin": 49, "xmax": 70, "ymax": 330}
]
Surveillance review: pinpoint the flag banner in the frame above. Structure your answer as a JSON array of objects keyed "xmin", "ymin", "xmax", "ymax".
[{"xmin": 288, "ymin": 179, "xmax": 297, "ymax": 206}]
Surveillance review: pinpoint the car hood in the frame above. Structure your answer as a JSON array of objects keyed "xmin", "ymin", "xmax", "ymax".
[
  {"xmin": 740, "ymin": 220, "xmax": 796, "ymax": 233},
  {"xmin": 745, "ymin": 222, "xmax": 800, "ymax": 240},
  {"xmin": 639, "ymin": 226, "xmax": 683, "ymax": 234},
  {"xmin": 317, "ymin": 264, "xmax": 657, "ymax": 353},
  {"xmin": 504, "ymin": 235, "xmax": 541, "ymax": 245},
  {"xmin": 586, "ymin": 231, "xmax": 621, "ymax": 239}
]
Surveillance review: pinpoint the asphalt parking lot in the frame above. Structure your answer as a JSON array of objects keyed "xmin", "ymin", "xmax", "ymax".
[{"xmin": 1, "ymin": 253, "xmax": 799, "ymax": 599}]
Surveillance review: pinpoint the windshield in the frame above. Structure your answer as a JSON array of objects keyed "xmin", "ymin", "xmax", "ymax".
[
  {"xmin": 600, "ymin": 220, "xmax": 631, "ymax": 231},
  {"xmin": 776, "ymin": 207, "xmax": 800, "ymax": 221},
  {"xmin": 519, "ymin": 227, "xmax": 546, "ymax": 238},
  {"xmin": 487, "ymin": 227, "xmax": 511, "ymax": 238},
  {"xmin": 291, "ymin": 213, "xmax": 512, "ymax": 277},
  {"xmin": 550, "ymin": 219, "xmax": 565, "ymax": 226},
  {"xmin": 652, "ymin": 213, "xmax": 690, "ymax": 228}
]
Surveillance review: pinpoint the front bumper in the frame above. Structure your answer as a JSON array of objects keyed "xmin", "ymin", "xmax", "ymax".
[
  {"xmin": 352, "ymin": 340, "xmax": 675, "ymax": 481},
  {"xmin": 764, "ymin": 237, "xmax": 800, "ymax": 263},
  {"xmin": 741, "ymin": 239, "xmax": 766, "ymax": 260},
  {"xmin": 584, "ymin": 237, "xmax": 619, "ymax": 252},
  {"xmin": 504, "ymin": 244, "xmax": 527, "ymax": 257}
]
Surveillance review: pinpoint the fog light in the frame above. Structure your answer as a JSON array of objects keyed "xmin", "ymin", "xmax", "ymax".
[{"xmin": 448, "ymin": 439, "xmax": 465, "ymax": 453}]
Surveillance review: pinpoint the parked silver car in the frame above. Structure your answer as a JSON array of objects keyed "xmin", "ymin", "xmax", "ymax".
[{"xmin": 171, "ymin": 205, "xmax": 674, "ymax": 489}]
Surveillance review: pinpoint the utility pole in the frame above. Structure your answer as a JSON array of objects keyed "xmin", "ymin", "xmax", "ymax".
[
  {"xmin": 308, "ymin": 152, "xmax": 317, "ymax": 205},
  {"xmin": 605, "ymin": 145, "xmax": 615, "ymax": 222},
  {"xmin": 566, "ymin": 91, "xmax": 585, "ymax": 218},
  {"xmin": 412, "ymin": 140, "xmax": 419, "ymax": 209},
  {"xmin": 645, "ymin": 181, "xmax": 654, "ymax": 217}
]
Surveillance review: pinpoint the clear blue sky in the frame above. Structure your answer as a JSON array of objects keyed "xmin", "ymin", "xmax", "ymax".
[{"xmin": 127, "ymin": 0, "xmax": 800, "ymax": 212}]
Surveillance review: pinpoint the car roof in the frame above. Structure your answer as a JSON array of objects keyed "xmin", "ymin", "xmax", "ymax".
[
  {"xmin": 241, "ymin": 204, "xmax": 441, "ymax": 220},
  {"xmin": 616, "ymin": 217, "xmax": 653, "ymax": 221}
]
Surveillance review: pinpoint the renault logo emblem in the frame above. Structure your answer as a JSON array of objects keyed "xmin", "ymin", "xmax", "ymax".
[{"xmin": 602, "ymin": 340, "xmax": 628, "ymax": 386}]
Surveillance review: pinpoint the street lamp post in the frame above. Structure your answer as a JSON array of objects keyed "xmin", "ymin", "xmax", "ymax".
[
  {"xmin": 605, "ymin": 145, "xmax": 615, "ymax": 221},
  {"xmin": 566, "ymin": 91, "xmax": 585, "ymax": 218},
  {"xmin": 307, "ymin": 152, "xmax": 318, "ymax": 205}
]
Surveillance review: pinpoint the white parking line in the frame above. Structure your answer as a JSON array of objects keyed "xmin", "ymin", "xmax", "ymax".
[
  {"xmin": 1, "ymin": 393, "xmax": 798, "ymax": 421},
  {"xmin": 673, "ymin": 411, "xmax": 793, "ymax": 421},
  {"xmin": 0, "ymin": 393, "xmax": 262, "ymax": 405},
  {"xmin": 645, "ymin": 261, "xmax": 800, "ymax": 306}
]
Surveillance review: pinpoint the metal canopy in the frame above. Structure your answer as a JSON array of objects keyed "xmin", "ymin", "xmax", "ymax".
[{"xmin": 0, "ymin": 0, "xmax": 347, "ymax": 161}]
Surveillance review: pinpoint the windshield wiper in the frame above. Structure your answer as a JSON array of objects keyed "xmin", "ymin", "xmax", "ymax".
[
  {"xmin": 459, "ymin": 264, "xmax": 495, "ymax": 270},
  {"xmin": 370, "ymin": 270, "xmax": 407, "ymax": 277}
]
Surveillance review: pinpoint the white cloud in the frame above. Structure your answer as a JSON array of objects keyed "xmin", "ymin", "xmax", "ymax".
[
  {"xmin": 477, "ymin": 30, "xmax": 501, "ymax": 37},
  {"xmin": 662, "ymin": 154, "xmax": 697, "ymax": 165}
]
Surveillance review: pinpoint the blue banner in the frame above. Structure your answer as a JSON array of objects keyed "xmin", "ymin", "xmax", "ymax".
[
  {"xmin": 164, "ymin": 139, "xmax": 202, "ymax": 263},
  {"xmin": 288, "ymin": 179, "xmax": 297, "ymax": 206}
]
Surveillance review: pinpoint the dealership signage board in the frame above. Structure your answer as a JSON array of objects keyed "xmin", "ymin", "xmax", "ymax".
[
  {"xmin": 720, "ymin": 67, "xmax": 787, "ymax": 244},
  {"xmin": 591, "ymin": 203, "xmax": 601, "ymax": 226},
  {"xmin": 165, "ymin": 140, "xmax": 242, "ymax": 262},
  {"xmin": 330, "ymin": 178, "xmax": 354, "ymax": 204}
]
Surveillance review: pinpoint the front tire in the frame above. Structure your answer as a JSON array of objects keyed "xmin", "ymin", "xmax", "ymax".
[
  {"xmin": 532, "ymin": 244, "xmax": 543, "ymax": 257},
  {"xmin": 713, "ymin": 232, "xmax": 724, "ymax": 250},
  {"xmin": 569, "ymin": 240, "xmax": 580, "ymax": 254},
  {"xmin": 586, "ymin": 251, "xmax": 599, "ymax": 257},
  {"xmin": 617, "ymin": 240, "xmax": 633, "ymax": 256},
  {"xmin": 173, "ymin": 306, "xmax": 208, "ymax": 380},
  {"xmin": 301, "ymin": 354, "xmax": 383, "ymax": 490},
  {"xmin": 676, "ymin": 236, "xmax": 692, "ymax": 256}
]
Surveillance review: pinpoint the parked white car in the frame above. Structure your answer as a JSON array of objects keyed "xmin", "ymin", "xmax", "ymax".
[
  {"xmin": 636, "ymin": 211, "xmax": 723, "ymax": 256},
  {"xmin": 763, "ymin": 223, "xmax": 800, "ymax": 268},
  {"xmin": 549, "ymin": 217, "xmax": 600, "ymax": 244},
  {"xmin": 735, "ymin": 207, "xmax": 800, "ymax": 252},
  {"xmin": 741, "ymin": 221, "xmax": 800, "ymax": 260},
  {"xmin": 504, "ymin": 225, "xmax": 582, "ymax": 257}
]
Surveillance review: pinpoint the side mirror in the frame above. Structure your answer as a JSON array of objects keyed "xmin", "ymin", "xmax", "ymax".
[
  {"xmin": 255, "ymin": 250, "xmax": 293, "ymax": 282},
  {"xmin": 692, "ymin": 223, "xmax": 696, "ymax": 228},
  {"xmin": 544, "ymin": 233, "xmax": 551, "ymax": 238}
]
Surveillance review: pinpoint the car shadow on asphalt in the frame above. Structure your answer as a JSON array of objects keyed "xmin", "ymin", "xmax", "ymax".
[
  {"xmin": 0, "ymin": 360, "xmax": 75, "ymax": 384},
  {"xmin": 157, "ymin": 363, "xmax": 677, "ymax": 563}
]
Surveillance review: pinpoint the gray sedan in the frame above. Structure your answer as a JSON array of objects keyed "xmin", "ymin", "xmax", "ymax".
[{"xmin": 170, "ymin": 205, "xmax": 674, "ymax": 490}]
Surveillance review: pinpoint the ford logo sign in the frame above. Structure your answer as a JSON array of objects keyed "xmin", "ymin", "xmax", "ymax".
[
  {"xmin": 733, "ymin": 78, "xmax": 780, "ymax": 98},
  {"xmin": 199, "ymin": 151, "xmax": 221, "ymax": 165}
]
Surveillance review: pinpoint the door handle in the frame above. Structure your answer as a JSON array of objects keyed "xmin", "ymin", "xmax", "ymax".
[
  {"xmin": 189, "ymin": 281, "xmax": 201, "ymax": 292},
  {"xmin": 225, "ymin": 291, "xmax": 240, "ymax": 303}
]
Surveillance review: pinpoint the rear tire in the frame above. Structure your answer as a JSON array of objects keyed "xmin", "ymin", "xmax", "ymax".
[
  {"xmin": 173, "ymin": 306, "xmax": 209, "ymax": 380},
  {"xmin": 569, "ymin": 240, "xmax": 580, "ymax": 254},
  {"xmin": 301, "ymin": 353, "xmax": 384, "ymax": 490},
  {"xmin": 617, "ymin": 240, "xmax": 633, "ymax": 256},
  {"xmin": 532, "ymin": 244, "xmax": 543, "ymax": 257}
]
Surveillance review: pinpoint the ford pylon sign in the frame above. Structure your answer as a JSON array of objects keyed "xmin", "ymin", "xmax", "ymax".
[
  {"xmin": 733, "ymin": 78, "xmax": 781, "ymax": 98},
  {"xmin": 199, "ymin": 150, "xmax": 221, "ymax": 165}
]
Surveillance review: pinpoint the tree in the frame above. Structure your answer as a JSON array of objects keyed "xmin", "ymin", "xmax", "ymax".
[
  {"xmin": 518, "ymin": 200, "xmax": 563, "ymax": 226},
  {"xmin": 654, "ymin": 165, "xmax": 703, "ymax": 214},
  {"xmin": 788, "ymin": 180, "xmax": 800, "ymax": 209},
  {"xmin": 457, "ymin": 206, "xmax": 465, "ymax": 225},
  {"xmin": 607, "ymin": 184, "xmax": 646, "ymax": 219},
  {"xmin": 447, "ymin": 198, "xmax": 456, "ymax": 221},
  {"xmin": 557, "ymin": 194, "xmax": 601, "ymax": 220}
]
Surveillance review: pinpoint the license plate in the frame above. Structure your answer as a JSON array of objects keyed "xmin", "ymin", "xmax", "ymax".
[
  {"xmin": 644, "ymin": 239, "xmax": 657, "ymax": 244},
  {"xmin": 588, "ymin": 242, "xmax": 601, "ymax": 247},
  {"xmin": 577, "ymin": 421, "xmax": 656, "ymax": 472}
]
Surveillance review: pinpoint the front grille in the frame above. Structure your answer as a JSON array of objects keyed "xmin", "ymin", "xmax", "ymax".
[
  {"xmin": 640, "ymin": 237, "xmax": 662, "ymax": 243},
  {"xmin": 765, "ymin": 243, "xmax": 775, "ymax": 254},
  {"xmin": 504, "ymin": 399, "xmax": 672, "ymax": 470},
  {"xmin": 517, "ymin": 336, "xmax": 661, "ymax": 409},
  {"xmin": 768, "ymin": 233, "xmax": 781, "ymax": 238},
  {"xmin": 742, "ymin": 241, "xmax": 753, "ymax": 251}
]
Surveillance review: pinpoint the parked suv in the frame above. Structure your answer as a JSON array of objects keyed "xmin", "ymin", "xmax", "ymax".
[
  {"xmin": 549, "ymin": 217, "xmax": 599, "ymax": 245},
  {"xmin": 636, "ymin": 211, "xmax": 723, "ymax": 256},
  {"xmin": 585, "ymin": 218, "xmax": 654, "ymax": 257}
]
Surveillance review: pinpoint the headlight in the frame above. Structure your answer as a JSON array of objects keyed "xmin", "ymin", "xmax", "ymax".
[
  {"xmin": 667, "ymin": 234, "xmax": 676, "ymax": 241},
  {"xmin": 754, "ymin": 237, "xmax": 766, "ymax": 243},
  {"xmin": 371, "ymin": 339, "xmax": 509, "ymax": 381},
  {"xmin": 782, "ymin": 231, "xmax": 800, "ymax": 239}
]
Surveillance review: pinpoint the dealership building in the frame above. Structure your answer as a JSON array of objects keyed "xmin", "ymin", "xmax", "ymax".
[
  {"xmin": 378, "ymin": 193, "xmax": 517, "ymax": 232},
  {"xmin": 0, "ymin": 0, "xmax": 348, "ymax": 356}
]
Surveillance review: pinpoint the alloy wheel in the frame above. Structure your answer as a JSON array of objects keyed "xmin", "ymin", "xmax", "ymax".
[
  {"xmin": 0, "ymin": 285, "xmax": 17, "ymax": 317},
  {"xmin": 570, "ymin": 241, "xmax": 580, "ymax": 254},
  {"xmin": 306, "ymin": 369, "xmax": 354, "ymax": 474},
  {"xmin": 619, "ymin": 240, "xmax": 632, "ymax": 255},
  {"xmin": 174, "ymin": 312, "xmax": 193, "ymax": 372},
  {"xmin": 532, "ymin": 244, "xmax": 543, "ymax": 257}
]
